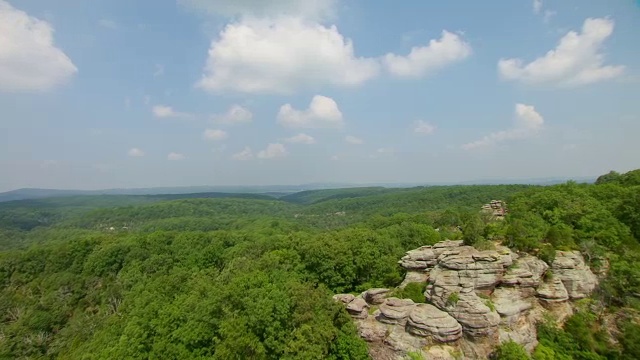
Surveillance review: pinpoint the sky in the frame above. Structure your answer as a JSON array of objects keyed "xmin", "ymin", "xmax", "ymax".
[{"xmin": 1, "ymin": 0, "xmax": 639, "ymax": 191}]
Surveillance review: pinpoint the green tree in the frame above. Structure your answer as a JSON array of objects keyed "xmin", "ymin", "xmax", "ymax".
[{"xmin": 492, "ymin": 341, "xmax": 530, "ymax": 360}]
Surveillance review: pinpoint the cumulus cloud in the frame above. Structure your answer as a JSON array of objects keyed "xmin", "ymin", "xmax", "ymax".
[
  {"xmin": 167, "ymin": 152, "xmax": 185, "ymax": 161},
  {"xmin": 284, "ymin": 133, "xmax": 316, "ymax": 144},
  {"xmin": 463, "ymin": 103, "xmax": 544, "ymax": 150},
  {"xmin": 232, "ymin": 147, "xmax": 253, "ymax": 160},
  {"xmin": 178, "ymin": 0, "xmax": 336, "ymax": 20},
  {"xmin": 128, "ymin": 148, "xmax": 145, "ymax": 157},
  {"xmin": 203, "ymin": 129, "xmax": 228, "ymax": 141},
  {"xmin": 383, "ymin": 31, "xmax": 471, "ymax": 78},
  {"xmin": 0, "ymin": 1, "xmax": 77, "ymax": 92},
  {"xmin": 257, "ymin": 143, "xmax": 287, "ymax": 159},
  {"xmin": 345, "ymin": 135, "xmax": 364, "ymax": 145},
  {"xmin": 278, "ymin": 95, "xmax": 344, "ymax": 128},
  {"xmin": 413, "ymin": 120, "xmax": 436, "ymax": 135},
  {"xmin": 212, "ymin": 105, "xmax": 253, "ymax": 125},
  {"xmin": 152, "ymin": 105, "xmax": 190, "ymax": 118},
  {"xmin": 197, "ymin": 17, "xmax": 380, "ymax": 94},
  {"xmin": 498, "ymin": 18, "xmax": 624, "ymax": 86}
]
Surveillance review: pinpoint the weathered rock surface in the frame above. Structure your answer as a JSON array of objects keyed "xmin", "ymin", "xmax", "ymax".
[
  {"xmin": 377, "ymin": 297, "xmax": 414, "ymax": 325},
  {"xmin": 334, "ymin": 239, "xmax": 598, "ymax": 360},
  {"xmin": 363, "ymin": 288, "xmax": 390, "ymax": 305},
  {"xmin": 333, "ymin": 293, "xmax": 355, "ymax": 304},
  {"xmin": 399, "ymin": 271, "xmax": 429, "ymax": 288},
  {"xmin": 448, "ymin": 291, "xmax": 501, "ymax": 337},
  {"xmin": 406, "ymin": 304, "xmax": 463, "ymax": 342},
  {"xmin": 536, "ymin": 278, "xmax": 570, "ymax": 303},
  {"xmin": 346, "ymin": 297, "xmax": 369, "ymax": 319},
  {"xmin": 502, "ymin": 256, "xmax": 548, "ymax": 288},
  {"xmin": 552, "ymin": 251, "xmax": 597, "ymax": 299}
]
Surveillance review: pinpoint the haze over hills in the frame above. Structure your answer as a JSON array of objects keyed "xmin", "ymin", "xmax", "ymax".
[{"xmin": 0, "ymin": 176, "xmax": 596, "ymax": 203}]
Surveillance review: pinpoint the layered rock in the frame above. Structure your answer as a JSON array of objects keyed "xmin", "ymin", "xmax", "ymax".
[
  {"xmin": 346, "ymin": 297, "xmax": 369, "ymax": 319},
  {"xmin": 406, "ymin": 304, "xmax": 462, "ymax": 342},
  {"xmin": 447, "ymin": 290, "xmax": 500, "ymax": 337},
  {"xmin": 363, "ymin": 288, "xmax": 390, "ymax": 305},
  {"xmin": 552, "ymin": 251, "xmax": 597, "ymax": 299},
  {"xmin": 334, "ymin": 239, "xmax": 598, "ymax": 360},
  {"xmin": 536, "ymin": 278, "xmax": 569, "ymax": 303},
  {"xmin": 377, "ymin": 298, "xmax": 414, "ymax": 325},
  {"xmin": 492, "ymin": 287, "xmax": 534, "ymax": 324}
]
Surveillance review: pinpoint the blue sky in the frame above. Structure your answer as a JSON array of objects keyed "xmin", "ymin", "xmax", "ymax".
[{"xmin": 1, "ymin": 0, "xmax": 639, "ymax": 191}]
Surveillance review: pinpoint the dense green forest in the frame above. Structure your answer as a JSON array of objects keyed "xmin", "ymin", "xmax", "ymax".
[{"xmin": 0, "ymin": 172, "xmax": 639, "ymax": 359}]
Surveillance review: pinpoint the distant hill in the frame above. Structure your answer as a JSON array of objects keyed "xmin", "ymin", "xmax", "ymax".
[
  {"xmin": 0, "ymin": 177, "xmax": 595, "ymax": 203},
  {"xmin": 0, "ymin": 185, "xmax": 332, "ymax": 203}
]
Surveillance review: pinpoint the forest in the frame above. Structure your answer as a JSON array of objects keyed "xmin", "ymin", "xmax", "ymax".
[{"xmin": 0, "ymin": 170, "xmax": 639, "ymax": 359}]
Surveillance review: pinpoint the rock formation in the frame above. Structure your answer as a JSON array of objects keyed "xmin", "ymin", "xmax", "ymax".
[{"xmin": 334, "ymin": 240, "xmax": 598, "ymax": 359}]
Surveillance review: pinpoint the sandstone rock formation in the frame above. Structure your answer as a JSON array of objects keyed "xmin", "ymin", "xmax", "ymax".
[
  {"xmin": 334, "ymin": 239, "xmax": 598, "ymax": 359},
  {"xmin": 406, "ymin": 304, "xmax": 462, "ymax": 342}
]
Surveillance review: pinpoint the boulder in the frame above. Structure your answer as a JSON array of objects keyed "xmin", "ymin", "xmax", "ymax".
[
  {"xmin": 536, "ymin": 278, "xmax": 569, "ymax": 303},
  {"xmin": 364, "ymin": 288, "xmax": 390, "ymax": 305},
  {"xmin": 399, "ymin": 246, "xmax": 438, "ymax": 270},
  {"xmin": 399, "ymin": 271, "xmax": 429, "ymax": 288},
  {"xmin": 357, "ymin": 318, "xmax": 388, "ymax": 342},
  {"xmin": 492, "ymin": 287, "xmax": 534, "ymax": 325},
  {"xmin": 448, "ymin": 291, "xmax": 500, "ymax": 337},
  {"xmin": 377, "ymin": 298, "xmax": 415, "ymax": 325},
  {"xmin": 346, "ymin": 297, "xmax": 369, "ymax": 319},
  {"xmin": 406, "ymin": 304, "xmax": 463, "ymax": 342},
  {"xmin": 502, "ymin": 256, "xmax": 548, "ymax": 288},
  {"xmin": 433, "ymin": 240, "xmax": 464, "ymax": 249},
  {"xmin": 333, "ymin": 293, "xmax": 355, "ymax": 304},
  {"xmin": 552, "ymin": 251, "xmax": 597, "ymax": 299}
]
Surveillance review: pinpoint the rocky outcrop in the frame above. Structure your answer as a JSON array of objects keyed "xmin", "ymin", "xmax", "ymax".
[
  {"xmin": 536, "ymin": 278, "xmax": 569, "ymax": 303},
  {"xmin": 552, "ymin": 251, "xmax": 597, "ymax": 299},
  {"xmin": 346, "ymin": 297, "xmax": 369, "ymax": 319},
  {"xmin": 407, "ymin": 304, "xmax": 463, "ymax": 342},
  {"xmin": 364, "ymin": 288, "xmax": 390, "ymax": 305},
  {"xmin": 377, "ymin": 298, "xmax": 414, "ymax": 325},
  {"xmin": 334, "ymin": 240, "xmax": 598, "ymax": 360},
  {"xmin": 447, "ymin": 290, "xmax": 501, "ymax": 337}
]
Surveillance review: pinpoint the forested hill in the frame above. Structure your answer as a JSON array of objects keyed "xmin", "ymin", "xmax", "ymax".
[{"xmin": 0, "ymin": 173, "xmax": 639, "ymax": 359}]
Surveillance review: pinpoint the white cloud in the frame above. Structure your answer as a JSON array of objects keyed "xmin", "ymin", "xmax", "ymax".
[
  {"xmin": 383, "ymin": 31, "xmax": 472, "ymax": 78},
  {"xmin": 152, "ymin": 105, "xmax": 190, "ymax": 118},
  {"xmin": 212, "ymin": 105, "xmax": 253, "ymax": 125},
  {"xmin": 128, "ymin": 148, "xmax": 145, "ymax": 157},
  {"xmin": 0, "ymin": 1, "xmax": 77, "ymax": 92},
  {"xmin": 413, "ymin": 120, "xmax": 436, "ymax": 135},
  {"xmin": 98, "ymin": 19, "xmax": 118, "ymax": 30},
  {"xmin": 377, "ymin": 147, "xmax": 394, "ymax": 154},
  {"xmin": 463, "ymin": 103, "xmax": 544, "ymax": 150},
  {"xmin": 533, "ymin": 0, "xmax": 543, "ymax": 14},
  {"xmin": 277, "ymin": 95, "xmax": 344, "ymax": 128},
  {"xmin": 167, "ymin": 152, "xmax": 185, "ymax": 161},
  {"xmin": 203, "ymin": 129, "xmax": 228, "ymax": 141},
  {"xmin": 284, "ymin": 133, "xmax": 316, "ymax": 144},
  {"xmin": 197, "ymin": 17, "xmax": 380, "ymax": 93},
  {"xmin": 232, "ymin": 146, "xmax": 253, "ymax": 160},
  {"xmin": 153, "ymin": 64, "xmax": 164, "ymax": 77},
  {"xmin": 257, "ymin": 143, "xmax": 287, "ymax": 159},
  {"xmin": 498, "ymin": 18, "xmax": 624, "ymax": 86},
  {"xmin": 330, "ymin": 155, "xmax": 339, "ymax": 161},
  {"xmin": 345, "ymin": 135, "xmax": 364, "ymax": 145},
  {"xmin": 178, "ymin": 0, "xmax": 336, "ymax": 21}
]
